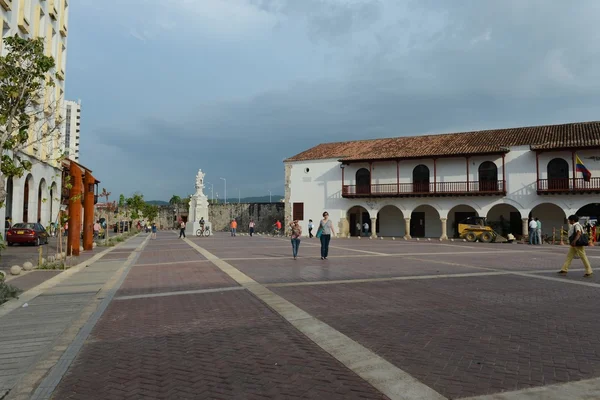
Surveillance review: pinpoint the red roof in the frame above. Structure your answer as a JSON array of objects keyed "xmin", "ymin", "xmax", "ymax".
[{"xmin": 285, "ymin": 121, "xmax": 600, "ymax": 162}]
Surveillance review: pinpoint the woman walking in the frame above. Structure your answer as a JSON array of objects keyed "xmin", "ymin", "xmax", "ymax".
[
  {"xmin": 558, "ymin": 215, "xmax": 593, "ymax": 277},
  {"xmin": 289, "ymin": 220, "xmax": 302, "ymax": 259},
  {"xmin": 151, "ymin": 222, "xmax": 157, "ymax": 239},
  {"xmin": 318, "ymin": 211, "xmax": 335, "ymax": 260},
  {"xmin": 249, "ymin": 220, "xmax": 255, "ymax": 237}
]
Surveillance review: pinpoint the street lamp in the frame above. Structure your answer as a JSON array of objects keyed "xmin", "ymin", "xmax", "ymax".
[
  {"xmin": 268, "ymin": 190, "xmax": 272, "ymax": 203},
  {"xmin": 220, "ymin": 177, "xmax": 227, "ymax": 205}
]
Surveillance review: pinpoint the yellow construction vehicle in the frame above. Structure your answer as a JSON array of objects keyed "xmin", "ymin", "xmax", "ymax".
[{"xmin": 457, "ymin": 216, "xmax": 508, "ymax": 243}]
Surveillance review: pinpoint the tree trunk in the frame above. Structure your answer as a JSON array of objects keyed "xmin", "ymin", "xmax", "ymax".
[{"xmin": 0, "ymin": 173, "xmax": 7, "ymax": 207}]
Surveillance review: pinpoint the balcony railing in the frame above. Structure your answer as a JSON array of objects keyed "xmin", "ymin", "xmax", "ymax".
[
  {"xmin": 537, "ymin": 178, "xmax": 600, "ymax": 194},
  {"xmin": 342, "ymin": 180, "xmax": 506, "ymax": 198}
]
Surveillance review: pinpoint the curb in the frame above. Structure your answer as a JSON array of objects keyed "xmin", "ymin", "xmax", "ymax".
[{"xmin": 0, "ymin": 234, "xmax": 142, "ymax": 319}]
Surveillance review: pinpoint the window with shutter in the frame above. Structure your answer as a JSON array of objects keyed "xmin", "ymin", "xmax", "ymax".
[{"xmin": 292, "ymin": 203, "xmax": 304, "ymax": 221}]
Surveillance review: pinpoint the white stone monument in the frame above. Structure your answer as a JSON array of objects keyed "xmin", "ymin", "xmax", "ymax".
[{"xmin": 186, "ymin": 169, "xmax": 212, "ymax": 236}]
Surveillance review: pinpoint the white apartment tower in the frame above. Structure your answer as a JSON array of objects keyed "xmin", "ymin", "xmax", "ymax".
[
  {"xmin": 64, "ymin": 99, "xmax": 80, "ymax": 161},
  {"xmin": 1, "ymin": 0, "xmax": 70, "ymax": 224}
]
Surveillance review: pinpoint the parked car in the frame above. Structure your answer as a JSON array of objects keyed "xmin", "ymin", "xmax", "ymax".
[{"xmin": 6, "ymin": 222, "xmax": 50, "ymax": 246}]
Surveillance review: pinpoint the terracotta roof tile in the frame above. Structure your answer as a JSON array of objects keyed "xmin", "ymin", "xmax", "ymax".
[{"xmin": 285, "ymin": 121, "xmax": 600, "ymax": 162}]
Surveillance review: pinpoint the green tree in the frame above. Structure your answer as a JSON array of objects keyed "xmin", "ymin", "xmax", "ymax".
[
  {"xmin": 169, "ymin": 195, "xmax": 182, "ymax": 220},
  {"xmin": 142, "ymin": 203, "xmax": 159, "ymax": 223},
  {"xmin": 0, "ymin": 36, "xmax": 63, "ymax": 206},
  {"xmin": 126, "ymin": 192, "xmax": 145, "ymax": 220}
]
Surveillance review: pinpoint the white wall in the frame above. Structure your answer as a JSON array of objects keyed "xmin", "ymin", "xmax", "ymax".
[{"xmin": 287, "ymin": 146, "xmax": 600, "ymax": 239}]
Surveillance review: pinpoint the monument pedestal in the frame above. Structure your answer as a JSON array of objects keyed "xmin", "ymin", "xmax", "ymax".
[{"xmin": 186, "ymin": 169, "xmax": 211, "ymax": 236}]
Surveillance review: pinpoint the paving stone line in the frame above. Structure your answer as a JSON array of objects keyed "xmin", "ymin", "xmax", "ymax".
[
  {"xmin": 462, "ymin": 376, "xmax": 600, "ymax": 400},
  {"xmin": 25, "ymin": 235, "xmax": 151, "ymax": 400},
  {"xmin": 113, "ymin": 286, "xmax": 245, "ymax": 300},
  {"xmin": 183, "ymin": 236, "xmax": 446, "ymax": 400}
]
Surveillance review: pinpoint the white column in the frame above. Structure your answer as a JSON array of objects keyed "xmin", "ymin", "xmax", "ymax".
[
  {"xmin": 370, "ymin": 217, "xmax": 377, "ymax": 238},
  {"xmin": 404, "ymin": 217, "xmax": 411, "ymax": 239},
  {"xmin": 440, "ymin": 218, "xmax": 448, "ymax": 240},
  {"xmin": 522, "ymin": 218, "xmax": 529, "ymax": 241}
]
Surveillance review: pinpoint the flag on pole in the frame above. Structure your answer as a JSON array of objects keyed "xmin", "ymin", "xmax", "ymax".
[{"xmin": 576, "ymin": 155, "xmax": 592, "ymax": 182}]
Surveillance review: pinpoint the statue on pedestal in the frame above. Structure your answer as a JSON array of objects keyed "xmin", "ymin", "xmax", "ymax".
[{"xmin": 187, "ymin": 169, "xmax": 211, "ymax": 235}]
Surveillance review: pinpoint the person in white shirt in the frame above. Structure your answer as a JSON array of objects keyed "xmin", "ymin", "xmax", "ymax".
[
  {"xmin": 356, "ymin": 222, "xmax": 361, "ymax": 237},
  {"xmin": 363, "ymin": 222, "xmax": 369, "ymax": 237},
  {"xmin": 308, "ymin": 219, "xmax": 314, "ymax": 238},
  {"xmin": 529, "ymin": 218, "xmax": 538, "ymax": 245},
  {"xmin": 558, "ymin": 215, "xmax": 593, "ymax": 277}
]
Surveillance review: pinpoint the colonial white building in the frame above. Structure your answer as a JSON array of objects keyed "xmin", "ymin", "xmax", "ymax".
[
  {"xmin": 63, "ymin": 99, "xmax": 80, "ymax": 162},
  {"xmin": 284, "ymin": 121, "xmax": 600, "ymax": 240},
  {"xmin": 1, "ymin": 0, "xmax": 70, "ymax": 226}
]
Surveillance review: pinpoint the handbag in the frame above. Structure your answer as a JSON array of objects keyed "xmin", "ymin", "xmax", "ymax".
[
  {"xmin": 316, "ymin": 228, "xmax": 322, "ymax": 238},
  {"xmin": 569, "ymin": 224, "xmax": 589, "ymax": 246}
]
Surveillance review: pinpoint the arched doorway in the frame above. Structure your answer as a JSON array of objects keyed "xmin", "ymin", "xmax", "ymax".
[
  {"xmin": 530, "ymin": 203, "xmax": 567, "ymax": 239},
  {"xmin": 576, "ymin": 204, "xmax": 600, "ymax": 220},
  {"xmin": 356, "ymin": 168, "xmax": 370, "ymax": 195},
  {"xmin": 38, "ymin": 179, "xmax": 48, "ymax": 224},
  {"xmin": 448, "ymin": 204, "xmax": 478, "ymax": 238},
  {"xmin": 348, "ymin": 206, "xmax": 370, "ymax": 236},
  {"xmin": 478, "ymin": 161, "xmax": 498, "ymax": 192},
  {"xmin": 411, "ymin": 205, "xmax": 440, "ymax": 237},
  {"xmin": 547, "ymin": 158, "xmax": 569, "ymax": 191},
  {"xmin": 50, "ymin": 182, "xmax": 59, "ymax": 225},
  {"xmin": 413, "ymin": 165, "xmax": 430, "ymax": 193},
  {"xmin": 487, "ymin": 204, "xmax": 522, "ymax": 236},
  {"xmin": 5, "ymin": 177, "xmax": 13, "ymax": 221},
  {"xmin": 23, "ymin": 174, "xmax": 34, "ymax": 223},
  {"xmin": 377, "ymin": 205, "xmax": 404, "ymax": 237}
]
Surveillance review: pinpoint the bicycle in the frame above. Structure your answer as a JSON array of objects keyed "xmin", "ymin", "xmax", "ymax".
[
  {"xmin": 195, "ymin": 226, "xmax": 211, "ymax": 237},
  {"xmin": 271, "ymin": 227, "xmax": 283, "ymax": 237}
]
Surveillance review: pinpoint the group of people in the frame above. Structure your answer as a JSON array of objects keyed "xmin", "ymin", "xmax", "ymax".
[
  {"xmin": 528, "ymin": 217, "xmax": 543, "ymax": 245},
  {"xmin": 289, "ymin": 212, "xmax": 335, "ymax": 260}
]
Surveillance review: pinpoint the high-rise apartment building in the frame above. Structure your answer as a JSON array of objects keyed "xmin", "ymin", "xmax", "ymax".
[
  {"xmin": 1, "ymin": 0, "xmax": 70, "ymax": 224},
  {"xmin": 64, "ymin": 99, "xmax": 80, "ymax": 162}
]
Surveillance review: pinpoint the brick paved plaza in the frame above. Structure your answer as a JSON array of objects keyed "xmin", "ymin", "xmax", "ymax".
[{"xmin": 4, "ymin": 232, "xmax": 600, "ymax": 399}]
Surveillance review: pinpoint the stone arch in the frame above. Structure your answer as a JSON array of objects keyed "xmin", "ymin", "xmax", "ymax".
[
  {"xmin": 5, "ymin": 176, "xmax": 14, "ymax": 221},
  {"xmin": 487, "ymin": 203, "xmax": 522, "ymax": 236},
  {"xmin": 413, "ymin": 164, "xmax": 430, "ymax": 193},
  {"xmin": 377, "ymin": 205, "xmax": 405, "ymax": 237},
  {"xmin": 50, "ymin": 181, "xmax": 59, "ymax": 224},
  {"xmin": 530, "ymin": 202, "xmax": 567, "ymax": 237},
  {"xmin": 356, "ymin": 168, "xmax": 370, "ymax": 194},
  {"xmin": 347, "ymin": 205, "xmax": 371, "ymax": 236},
  {"xmin": 38, "ymin": 178, "xmax": 47, "ymax": 223},
  {"xmin": 23, "ymin": 174, "xmax": 35, "ymax": 223},
  {"xmin": 447, "ymin": 204, "xmax": 479, "ymax": 238},
  {"xmin": 575, "ymin": 203, "xmax": 600, "ymax": 219},
  {"xmin": 411, "ymin": 204, "xmax": 440, "ymax": 238},
  {"xmin": 547, "ymin": 158, "xmax": 570, "ymax": 190},
  {"xmin": 478, "ymin": 161, "xmax": 498, "ymax": 192}
]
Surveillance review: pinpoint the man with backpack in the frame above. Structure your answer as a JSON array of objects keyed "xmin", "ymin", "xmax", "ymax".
[{"xmin": 558, "ymin": 215, "xmax": 593, "ymax": 277}]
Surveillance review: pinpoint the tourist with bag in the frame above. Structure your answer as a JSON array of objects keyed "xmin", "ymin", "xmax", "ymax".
[
  {"xmin": 289, "ymin": 220, "xmax": 302, "ymax": 259},
  {"xmin": 317, "ymin": 211, "xmax": 335, "ymax": 260},
  {"xmin": 558, "ymin": 214, "xmax": 593, "ymax": 277}
]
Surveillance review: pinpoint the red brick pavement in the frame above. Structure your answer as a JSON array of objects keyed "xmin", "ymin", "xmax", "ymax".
[
  {"xmin": 135, "ymin": 248, "xmax": 206, "ymax": 265},
  {"xmin": 273, "ymin": 275, "xmax": 600, "ymax": 399},
  {"xmin": 117, "ymin": 262, "xmax": 239, "ymax": 296},
  {"xmin": 51, "ymin": 290, "xmax": 389, "ymax": 400}
]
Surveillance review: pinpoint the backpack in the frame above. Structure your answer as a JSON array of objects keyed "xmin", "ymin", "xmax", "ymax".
[{"xmin": 569, "ymin": 223, "xmax": 589, "ymax": 246}]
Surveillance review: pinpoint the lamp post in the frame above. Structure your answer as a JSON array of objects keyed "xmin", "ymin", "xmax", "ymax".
[
  {"xmin": 220, "ymin": 177, "xmax": 227, "ymax": 205},
  {"xmin": 268, "ymin": 190, "xmax": 272, "ymax": 203}
]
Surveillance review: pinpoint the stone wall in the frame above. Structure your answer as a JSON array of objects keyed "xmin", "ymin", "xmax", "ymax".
[{"xmin": 209, "ymin": 203, "xmax": 285, "ymax": 233}]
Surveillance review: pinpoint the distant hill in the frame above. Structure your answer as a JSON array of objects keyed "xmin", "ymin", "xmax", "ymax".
[{"xmin": 146, "ymin": 200, "xmax": 169, "ymax": 206}]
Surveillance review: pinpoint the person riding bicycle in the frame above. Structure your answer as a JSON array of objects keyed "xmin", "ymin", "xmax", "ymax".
[{"xmin": 199, "ymin": 217, "xmax": 205, "ymax": 233}]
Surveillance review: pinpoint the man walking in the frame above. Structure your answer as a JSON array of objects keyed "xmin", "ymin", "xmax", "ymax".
[
  {"xmin": 529, "ymin": 218, "xmax": 537, "ymax": 245},
  {"xmin": 363, "ymin": 221, "xmax": 369, "ymax": 237},
  {"xmin": 308, "ymin": 219, "xmax": 314, "ymax": 238},
  {"xmin": 179, "ymin": 220, "xmax": 186, "ymax": 238},
  {"xmin": 231, "ymin": 219, "xmax": 237, "ymax": 237},
  {"xmin": 558, "ymin": 215, "xmax": 593, "ymax": 277},
  {"xmin": 535, "ymin": 217, "xmax": 542, "ymax": 245}
]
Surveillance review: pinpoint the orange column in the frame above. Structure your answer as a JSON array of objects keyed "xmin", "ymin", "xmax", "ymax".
[
  {"xmin": 83, "ymin": 173, "xmax": 96, "ymax": 250},
  {"xmin": 67, "ymin": 163, "xmax": 83, "ymax": 256}
]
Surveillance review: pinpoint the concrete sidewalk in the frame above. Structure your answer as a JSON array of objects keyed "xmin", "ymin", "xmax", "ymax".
[{"xmin": 0, "ymin": 234, "xmax": 148, "ymax": 400}]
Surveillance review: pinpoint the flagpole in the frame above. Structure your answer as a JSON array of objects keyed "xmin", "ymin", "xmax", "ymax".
[{"xmin": 572, "ymin": 151, "xmax": 576, "ymax": 190}]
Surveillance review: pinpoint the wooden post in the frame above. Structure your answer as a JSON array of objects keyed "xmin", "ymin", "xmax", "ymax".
[
  {"xmin": 536, "ymin": 151, "xmax": 540, "ymax": 191},
  {"xmin": 502, "ymin": 153, "xmax": 506, "ymax": 193},
  {"xmin": 396, "ymin": 160, "xmax": 399, "ymax": 194},
  {"xmin": 67, "ymin": 163, "xmax": 83, "ymax": 256},
  {"xmin": 83, "ymin": 172, "xmax": 96, "ymax": 251},
  {"xmin": 341, "ymin": 164, "xmax": 345, "ymax": 194},
  {"xmin": 433, "ymin": 158, "xmax": 437, "ymax": 193},
  {"xmin": 466, "ymin": 157, "xmax": 470, "ymax": 192},
  {"xmin": 572, "ymin": 150, "xmax": 576, "ymax": 190},
  {"xmin": 369, "ymin": 162, "xmax": 373, "ymax": 193}
]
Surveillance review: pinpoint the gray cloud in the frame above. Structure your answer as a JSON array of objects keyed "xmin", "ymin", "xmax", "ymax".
[{"xmin": 74, "ymin": 0, "xmax": 600, "ymax": 200}]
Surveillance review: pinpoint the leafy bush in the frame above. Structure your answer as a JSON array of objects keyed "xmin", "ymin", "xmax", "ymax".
[{"xmin": 0, "ymin": 281, "xmax": 22, "ymax": 305}]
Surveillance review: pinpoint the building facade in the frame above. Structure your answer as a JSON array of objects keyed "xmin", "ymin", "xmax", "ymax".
[
  {"xmin": 284, "ymin": 121, "xmax": 600, "ymax": 240},
  {"xmin": 1, "ymin": 0, "xmax": 70, "ymax": 226},
  {"xmin": 63, "ymin": 99, "xmax": 80, "ymax": 161}
]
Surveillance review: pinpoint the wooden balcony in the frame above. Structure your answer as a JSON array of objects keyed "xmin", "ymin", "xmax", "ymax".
[
  {"xmin": 537, "ymin": 178, "xmax": 600, "ymax": 194},
  {"xmin": 342, "ymin": 180, "xmax": 506, "ymax": 198}
]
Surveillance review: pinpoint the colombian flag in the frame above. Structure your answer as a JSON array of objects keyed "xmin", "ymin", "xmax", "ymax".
[{"xmin": 576, "ymin": 155, "xmax": 592, "ymax": 182}]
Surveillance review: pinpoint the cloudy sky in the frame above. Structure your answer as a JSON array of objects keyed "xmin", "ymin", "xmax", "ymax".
[{"xmin": 66, "ymin": 0, "xmax": 600, "ymax": 201}]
